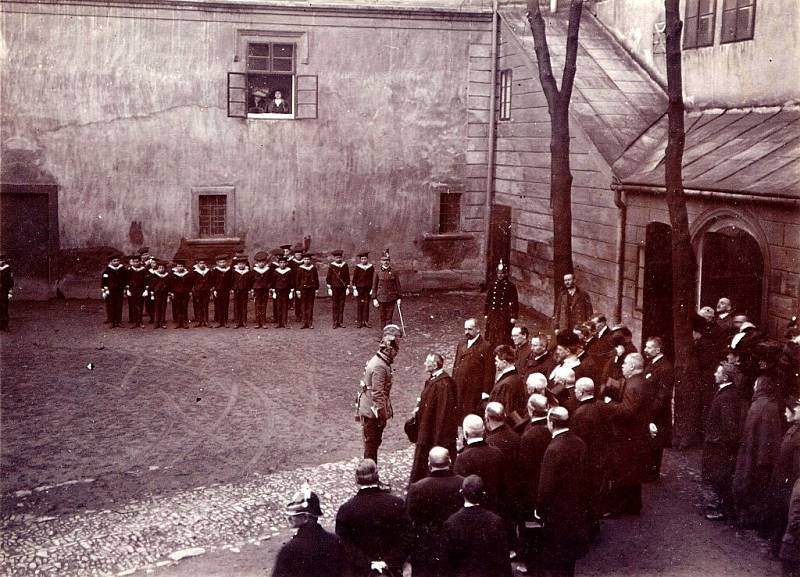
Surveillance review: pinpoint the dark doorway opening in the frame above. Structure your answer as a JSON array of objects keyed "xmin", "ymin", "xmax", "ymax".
[
  {"xmin": 700, "ymin": 226, "xmax": 763, "ymax": 323},
  {"xmin": 642, "ymin": 222, "xmax": 675, "ymax": 357}
]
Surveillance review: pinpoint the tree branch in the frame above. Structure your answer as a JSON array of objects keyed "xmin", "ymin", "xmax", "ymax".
[
  {"xmin": 560, "ymin": 0, "xmax": 584, "ymax": 105},
  {"xmin": 526, "ymin": 0, "xmax": 560, "ymax": 113}
]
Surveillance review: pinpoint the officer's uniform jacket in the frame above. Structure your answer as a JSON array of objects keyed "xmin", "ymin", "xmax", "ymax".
[
  {"xmin": 371, "ymin": 266, "xmax": 401, "ymax": 302},
  {"xmin": 357, "ymin": 351, "xmax": 394, "ymax": 420}
]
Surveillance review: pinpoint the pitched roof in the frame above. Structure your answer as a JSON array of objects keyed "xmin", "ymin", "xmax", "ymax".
[
  {"xmin": 615, "ymin": 106, "xmax": 800, "ymax": 199},
  {"xmin": 499, "ymin": 4, "xmax": 667, "ymax": 166}
]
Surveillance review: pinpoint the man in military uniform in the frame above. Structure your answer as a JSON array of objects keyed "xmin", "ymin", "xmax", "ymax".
[
  {"xmin": 372, "ymin": 251, "xmax": 402, "ymax": 330},
  {"xmin": 485, "ymin": 260, "xmax": 519, "ymax": 349},
  {"xmin": 326, "ymin": 250, "xmax": 350, "ymax": 329},
  {"xmin": 352, "ymin": 251, "xmax": 374, "ymax": 328},
  {"xmin": 101, "ymin": 254, "xmax": 127, "ymax": 328},
  {"xmin": 272, "ymin": 484, "xmax": 348, "ymax": 577},
  {"xmin": 0, "ymin": 254, "xmax": 14, "ymax": 332},
  {"xmin": 357, "ymin": 335, "xmax": 399, "ymax": 463}
]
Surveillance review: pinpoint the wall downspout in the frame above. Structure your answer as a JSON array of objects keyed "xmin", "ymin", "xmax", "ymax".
[
  {"xmin": 613, "ymin": 178, "xmax": 627, "ymax": 325},
  {"xmin": 483, "ymin": 0, "xmax": 499, "ymax": 286}
]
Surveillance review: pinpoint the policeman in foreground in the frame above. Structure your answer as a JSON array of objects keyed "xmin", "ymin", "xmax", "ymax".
[{"xmin": 272, "ymin": 483, "xmax": 349, "ymax": 577}]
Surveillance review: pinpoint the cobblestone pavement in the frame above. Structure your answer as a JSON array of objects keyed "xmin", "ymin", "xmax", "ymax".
[{"xmin": 1, "ymin": 447, "xmax": 415, "ymax": 576}]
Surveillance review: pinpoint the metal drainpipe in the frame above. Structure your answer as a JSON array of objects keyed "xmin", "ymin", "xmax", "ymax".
[
  {"xmin": 483, "ymin": 0, "xmax": 499, "ymax": 286},
  {"xmin": 613, "ymin": 181, "xmax": 627, "ymax": 325}
]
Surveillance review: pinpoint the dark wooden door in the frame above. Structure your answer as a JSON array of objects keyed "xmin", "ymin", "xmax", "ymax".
[
  {"xmin": 0, "ymin": 191, "xmax": 50, "ymax": 280},
  {"xmin": 488, "ymin": 204, "xmax": 512, "ymax": 281},
  {"xmin": 642, "ymin": 222, "xmax": 674, "ymax": 357},
  {"xmin": 700, "ymin": 227, "xmax": 763, "ymax": 322}
]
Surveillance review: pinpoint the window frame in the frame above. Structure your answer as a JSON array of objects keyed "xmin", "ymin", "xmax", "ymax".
[
  {"xmin": 498, "ymin": 68, "xmax": 512, "ymax": 121},
  {"xmin": 438, "ymin": 191, "xmax": 462, "ymax": 234},
  {"xmin": 720, "ymin": 0, "xmax": 756, "ymax": 44},
  {"xmin": 683, "ymin": 0, "xmax": 717, "ymax": 49},
  {"xmin": 191, "ymin": 186, "xmax": 236, "ymax": 239},
  {"xmin": 245, "ymin": 41, "xmax": 297, "ymax": 120}
]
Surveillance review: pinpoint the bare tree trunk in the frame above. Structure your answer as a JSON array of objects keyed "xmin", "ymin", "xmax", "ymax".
[
  {"xmin": 526, "ymin": 0, "xmax": 583, "ymax": 309},
  {"xmin": 664, "ymin": 0, "xmax": 701, "ymax": 448}
]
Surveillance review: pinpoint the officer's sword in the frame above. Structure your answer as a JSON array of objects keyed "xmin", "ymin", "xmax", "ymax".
[{"xmin": 396, "ymin": 300, "xmax": 406, "ymax": 337}]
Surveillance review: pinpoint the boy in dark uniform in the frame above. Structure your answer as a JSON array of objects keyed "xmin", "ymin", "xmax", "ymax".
[
  {"xmin": 139, "ymin": 248, "xmax": 157, "ymax": 324},
  {"xmin": 169, "ymin": 259, "xmax": 193, "ymax": 329},
  {"xmin": 272, "ymin": 245, "xmax": 292, "ymax": 323},
  {"xmin": 295, "ymin": 254, "xmax": 320, "ymax": 329},
  {"xmin": 352, "ymin": 251, "xmax": 374, "ymax": 328},
  {"xmin": 272, "ymin": 255, "xmax": 294, "ymax": 328},
  {"xmin": 149, "ymin": 260, "xmax": 171, "ymax": 329},
  {"xmin": 125, "ymin": 254, "xmax": 148, "ymax": 328},
  {"xmin": 289, "ymin": 246, "xmax": 305, "ymax": 323},
  {"xmin": 0, "ymin": 255, "xmax": 13, "ymax": 332},
  {"xmin": 231, "ymin": 256, "xmax": 253, "ymax": 328},
  {"xmin": 252, "ymin": 252, "xmax": 271, "ymax": 329},
  {"xmin": 101, "ymin": 254, "xmax": 127, "ymax": 328},
  {"xmin": 191, "ymin": 256, "xmax": 213, "ymax": 327},
  {"xmin": 211, "ymin": 254, "xmax": 232, "ymax": 328},
  {"xmin": 326, "ymin": 250, "xmax": 350, "ymax": 329},
  {"xmin": 371, "ymin": 251, "xmax": 401, "ymax": 330}
]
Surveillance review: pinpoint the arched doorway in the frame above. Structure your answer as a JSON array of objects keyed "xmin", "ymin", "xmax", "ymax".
[{"xmin": 696, "ymin": 214, "xmax": 766, "ymax": 325}]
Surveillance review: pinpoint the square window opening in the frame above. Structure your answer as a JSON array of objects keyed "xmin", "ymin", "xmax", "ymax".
[
  {"xmin": 199, "ymin": 195, "xmax": 227, "ymax": 238},
  {"xmin": 439, "ymin": 192, "xmax": 462, "ymax": 234}
]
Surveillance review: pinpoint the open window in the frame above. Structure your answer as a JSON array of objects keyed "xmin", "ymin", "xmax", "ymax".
[{"xmin": 227, "ymin": 41, "xmax": 317, "ymax": 120}]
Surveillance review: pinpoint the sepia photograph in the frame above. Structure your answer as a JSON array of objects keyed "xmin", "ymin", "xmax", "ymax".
[{"xmin": 1, "ymin": 0, "xmax": 798, "ymax": 575}]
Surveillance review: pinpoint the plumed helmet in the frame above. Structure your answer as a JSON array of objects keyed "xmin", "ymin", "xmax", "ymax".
[{"xmin": 285, "ymin": 482, "xmax": 323, "ymax": 517}]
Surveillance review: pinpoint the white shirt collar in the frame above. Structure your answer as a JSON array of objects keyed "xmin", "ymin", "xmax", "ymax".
[
  {"xmin": 108, "ymin": 263, "xmax": 123, "ymax": 270},
  {"xmin": 551, "ymin": 428, "xmax": 569, "ymax": 438},
  {"xmin": 718, "ymin": 382, "xmax": 733, "ymax": 391},
  {"xmin": 466, "ymin": 437, "xmax": 484, "ymax": 445},
  {"xmin": 496, "ymin": 366, "xmax": 515, "ymax": 381},
  {"xmin": 215, "ymin": 265, "xmax": 230, "ymax": 272},
  {"xmin": 467, "ymin": 335, "xmax": 480, "ymax": 348},
  {"xmin": 651, "ymin": 354, "xmax": 663, "ymax": 364},
  {"xmin": 330, "ymin": 261, "xmax": 345, "ymax": 267},
  {"xmin": 253, "ymin": 264, "xmax": 269, "ymax": 273},
  {"xmin": 431, "ymin": 368, "xmax": 444, "ymax": 378},
  {"xmin": 300, "ymin": 264, "xmax": 314, "ymax": 270},
  {"xmin": 357, "ymin": 263, "xmax": 373, "ymax": 270},
  {"xmin": 234, "ymin": 267, "xmax": 249, "ymax": 274},
  {"xmin": 172, "ymin": 269, "xmax": 189, "ymax": 277}
]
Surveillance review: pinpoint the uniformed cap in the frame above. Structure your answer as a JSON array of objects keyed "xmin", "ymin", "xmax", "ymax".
[
  {"xmin": 156, "ymin": 259, "xmax": 169, "ymax": 267},
  {"xmin": 216, "ymin": 254, "xmax": 229, "ymax": 261},
  {"xmin": 357, "ymin": 251, "xmax": 369, "ymax": 258},
  {"xmin": 280, "ymin": 244, "xmax": 292, "ymax": 250},
  {"xmin": 137, "ymin": 247, "xmax": 150, "ymax": 255},
  {"xmin": 109, "ymin": 254, "xmax": 124, "ymax": 261},
  {"xmin": 254, "ymin": 251, "xmax": 268, "ymax": 261},
  {"xmin": 234, "ymin": 255, "xmax": 248, "ymax": 263},
  {"xmin": 496, "ymin": 259, "xmax": 506, "ymax": 272},
  {"xmin": 302, "ymin": 253, "xmax": 312, "ymax": 260},
  {"xmin": 195, "ymin": 255, "xmax": 208, "ymax": 263},
  {"xmin": 285, "ymin": 483, "xmax": 323, "ymax": 518},
  {"xmin": 383, "ymin": 324, "xmax": 403, "ymax": 338},
  {"xmin": 173, "ymin": 259, "xmax": 187, "ymax": 266},
  {"xmin": 128, "ymin": 254, "xmax": 141, "ymax": 261},
  {"xmin": 332, "ymin": 250, "xmax": 343, "ymax": 257},
  {"xmin": 277, "ymin": 254, "xmax": 288, "ymax": 262},
  {"xmin": 556, "ymin": 331, "xmax": 581, "ymax": 349}
]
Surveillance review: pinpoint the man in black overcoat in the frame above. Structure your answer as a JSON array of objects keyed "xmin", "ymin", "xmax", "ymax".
[
  {"xmin": 703, "ymin": 363, "xmax": 746, "ymax": 520},
  {"xmin": 485, "ymin": 402, "xmax": 521, "ymax": 544},
  {"xmin": 441, "ymin": 475, "xmax": 511, "ymax": 577},
  {"xmin": 512, "ymin": 326, "xmax": 533, "ymax": 380},
  {"xmin": 537, "ymin": 407, "xmax": 590, "ymax": 577},
  {"xmin": 525, "ymin": 333, "xmax": 557, "ymax": 382},
  {"xmin": 489, "ymin": 345, "xmax": 527, "ymax": 421},
  {"xmin": 409, "ymin": 354, "xmax": 460, "ymax": 483},
  {"xmin": 272, "ymin": 485, "xmax": 348, "ymax": 577},
  {"xmin": 572, "ymin": 377, "xmax": 615, "ymax": 531},
  {"xmin": 517, "ymin": 394, "xmax": 551, "ymax": 574},
  {"xmin": 607, "ymin": 353, "xmax": 655, "ymax": 516},
  {"xmin": 484, "ymin": 260, "xmax": 518, "ymax": 349},
  {"xmin": 335, "ymin": 459, "xmax": 410, "ymax": 576},
  {"xmin": 406, "ymin": 447, "xmax": 464, "ymax": 577},
  {"xmin": 452, "ymin": 318, "xmax": 495, "ymax": 419},
  {"xmin": 643, "ymin": 337, "xmax": 675, "ymax": 481},
  {"xmin": 454, "ymin": 414, "xmax": 506, "ymax": 512}
]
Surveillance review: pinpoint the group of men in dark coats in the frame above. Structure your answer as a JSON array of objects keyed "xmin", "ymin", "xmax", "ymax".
[
  {"xmin": 698, "ymin": 301, "xmax": 800, "ymax": 575},
  {"xmin": 98, "ymin": 247, "xmax": 403, "ymax": 331}
]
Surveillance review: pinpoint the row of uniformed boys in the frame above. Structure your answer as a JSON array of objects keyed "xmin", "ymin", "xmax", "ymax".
[{"xmin": 101, "ymin": 246, "xmax": 384, "ymax": 330}]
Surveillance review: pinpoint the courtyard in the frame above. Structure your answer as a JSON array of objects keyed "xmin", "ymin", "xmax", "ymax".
[{"xmin": 0, "ymin": 294, "xmax": 782, "ymax": 576}]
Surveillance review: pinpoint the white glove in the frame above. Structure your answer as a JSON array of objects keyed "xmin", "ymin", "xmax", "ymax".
[
  {"xmin": 327, "ymin": 287, "xmax": 333, "ymax": 297},
  {"xmin": 270, "ymin": 289, "xmax": 276, "ymax": 299},
  {"xmin": 370, "ymin": 561, "xmax": 388, "ymax": 574},
  {"xmin": 7, "ymin": 291, "xmax": 12, "ymax": 300},
  {"xmin": 353, "ymin": 287, "xmax": 359, "ymax": 297},
  {"xmin": 481, "ymin": 392, "xmax": 490, "ymax": 401},
  {"xmin": 346, "ymin": 287, "xmax": 350, "ymax": 296},
  {"xmin": 649, "ymin": 423, "xmax": 658, "ymax": 438},
  {"xmin": 295, "ymin": 290, "xmax": 301, "ymax": 299},
  {"xmin": 397, "ymin": 299, "xmax": 402, "ymax": 306},
  {"xmin": 125, "ymin": 289, "xmax": 131, "ymax": 297},
  {"xmin": 142, "ymin": 290, "xmax": 149, "ymax": 298},
  {"xmin": 289, "ymin": 291, "xmax": 293, "ymax": 300},
  {"xmin": 101, "ymin": 289, "xmax": 109, "ymax": 299},
  {"xmin": 373, "ymin": 299, "xmax": 379, "ymax": 308},
  {"xmin": 167, "ymin": 293, "xmax": 173, "ymax": 302},
  {"xmin": 212, "ymin": 290, "xmax": 218, "ymax": 298}
]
